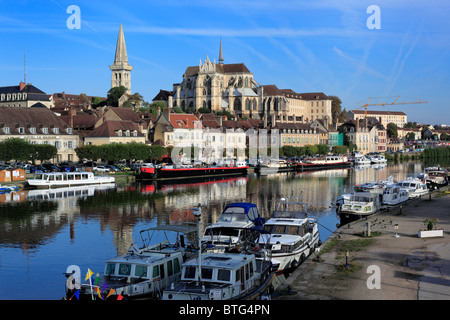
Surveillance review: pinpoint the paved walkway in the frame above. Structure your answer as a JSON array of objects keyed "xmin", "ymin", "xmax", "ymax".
[{"xmin": 274, "ymin": 188, "xmax": 450, "ymax": 300}]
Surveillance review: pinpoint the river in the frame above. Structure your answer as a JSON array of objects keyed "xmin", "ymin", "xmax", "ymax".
[{"xmin": 0, "ymin": 160, "xmax": 446, "ymax": 299}]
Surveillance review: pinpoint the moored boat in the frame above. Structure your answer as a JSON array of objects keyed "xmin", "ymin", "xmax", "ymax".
[
  {"xmin": 397, "ymin": 177, "xmax": 429, "ymax": 198},
  {"xmin": 259, "ymin": 199, "xmax": 321, "ymax": 274},
  {"xmin": 27, "ymin": 171, "xmax": 115, "ymax": 189},
  {"xmin": 162, "ymin": 204, "xmax": 274, "ymax": 301},
  {"xmin": 295, "ymin": 155, "xmax": 352, "ymax": 172},
  {"xmin": 424, "ymin": 167, "xmax": 449, "ymax": 189},
  {"xmin": 64, "ymin": 224, "xmax": 198, "ymax": 300},
  {"xmin": 137, "ymin": 161, "xmax": 248, "ymax": 180},
  {"xmin": 254, "ymin": 159, "xmax": 293, "ymax": 175},
  {"xmin": 337, "ymin": 191, "xmax": 381, "ymax": 217},
  {"xmin": 202, "ymin": 202, "xmax": 265, "ymax": 251}
]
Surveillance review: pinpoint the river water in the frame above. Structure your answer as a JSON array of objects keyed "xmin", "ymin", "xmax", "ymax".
[{"xmin": 0, "ymin": 160, "xmax": 445, "ymax": 300}]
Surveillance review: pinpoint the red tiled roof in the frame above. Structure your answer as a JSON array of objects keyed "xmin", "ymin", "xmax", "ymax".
[
  {"xmin": 86, "ymin": 120, "xmax": 144, "ymax": 138},
  {"xmin": 169, "ymin": 114, "xmax": 203, "ymax": 129}
]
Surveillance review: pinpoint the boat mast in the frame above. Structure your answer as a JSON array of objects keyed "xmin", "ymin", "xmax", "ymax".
[{"xmin": 191, "ymin": 204, "xmax": 202, "ymax": 284}]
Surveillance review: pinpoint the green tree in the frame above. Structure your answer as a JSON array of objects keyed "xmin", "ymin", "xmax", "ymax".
[
  {"xmin": 122, "ymin": 92, "xmax": 144, "ymax": 110},
  {"xmin": 0, "ymin": 138, "xmax": 33, "ymax": 162},
  {"xmin": 329, "ymin": 95, "xmax": 342, "ymax": 125},
  {"xmin": 316, "ymin": 144, "xmax": 329, "ymax": 155},
  {"xmin": 304, "ymin": 145, "xmax": 318, "ymax": 156},
  {"xmin": 32, "ymin": 144, "xmax": 57, "ymax": 164},
  {"xmin": 75, "ymin": 145, "xmax": 101, "ymax": 161},
  {"xmin": 405, "ymin": 132, "xmax": 416, "ymax": 140},
  {"xmin": 106, "ymin": 86, "xmax": 128, "ymax": 107},
  {"xmin": 386, "ymin": 122, "xmax": 398, "ymax": 138}
]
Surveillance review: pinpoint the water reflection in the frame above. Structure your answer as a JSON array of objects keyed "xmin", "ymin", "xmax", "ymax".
[{"xmin": 0, "ymin": 160, "xmax": 432, "ymax": 299}]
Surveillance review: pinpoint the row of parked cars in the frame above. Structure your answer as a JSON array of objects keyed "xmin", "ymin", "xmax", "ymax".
[{"xmin": 2, "ymin": 162, "xmax": 134, "ymax": 174}]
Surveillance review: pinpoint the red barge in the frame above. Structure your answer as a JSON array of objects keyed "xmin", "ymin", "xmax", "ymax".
[{"xmin": 137, "ymin": 162, "xmax": 248, "ymax": 180}]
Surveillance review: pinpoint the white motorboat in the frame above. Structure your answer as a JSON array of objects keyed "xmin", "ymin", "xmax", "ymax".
[
  {"xmin": 369, "ymin": 155, "xmax": 387, "ymax": 164},
  {"xmin": 381, "ymin": 184, "xmax": 409, "ymax": 207},
  {"xmin": 162, "ymin": 250, "xmax": 274, "ymax": 301},
  {"xmin": 162, "ymin": 205, "xmax": 274, "ymax": 301},
  {"xmin": 338, "ymin": 192, "xmax": 382, "ymax": 216},
  {"xmin": 27, "ymin": 171, "xmax": 115, "ymax": 189},
  {"xmin": 65, "ymin": 224, "xmax": 198, "ymax": 300},
  {"xmin": 255, "ymin": 159, "xmax": 293, "ymax": 175},
  {"xmin": 259, "ymin": 199, "xmax": 321, "ymax": 274},
  {"xmin": 424, "ymin": 167, "xmax": 449, "ymax": 189},
  {"xmin": 398, "ymin": 177, "xmax": 429, "ymax": 198},
  {"xmin": 202, "ymin": 202, "xmax": 265, "ymax": 251},
  {"xmin": 354, "ymin": 155, "xmax": 371, "ymax": 165}
]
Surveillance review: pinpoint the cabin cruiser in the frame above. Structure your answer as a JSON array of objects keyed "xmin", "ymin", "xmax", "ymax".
[
  {"xmin": 424, "ymin": 167, "xmax": 449, "ymax": 189},
  {"xmin": 202, "ymin": 202, "xmax": 265, "ymax": 251},
  {"xmin": 354, "ymin": 154, "xmax": 371, "ymax": 165},
  {"xmin": 259, "ymin": 199, "xmax": 320, "ymax": 274},
  {"xmin": 398, "ymin": 177, "xmax": 429, "ymax": 198},
  {"xmin": 295, "ymin": 155, "xmax": 352, "ymax": 172},
  {"xmin": 162, "ymin": 204, "xmax": 274, "ymax": 301},
  {"xmin": 337, "ymin": 192, "xmax": 381, "ymax": 217},
  {"xmin": 369, "ymin": 154, "xmax": 387, "ymax": 164},
  {"xmin": 381, "ymin": 184, "xmax": 409, "ymax": 207},
  {"xmin": 162, "ymin": 250, "xmax": 274, "ymax": 300},
  {"xmin": 255, "ymin": 159, "xmax": 293, "ymax": 175},
  {"xmin": 64, "ymin": 225, "xmax": 197, "ymax": 300},
  {"xmin": 27, "ymin": 171, "xmax": 115, "ymax": 189}
]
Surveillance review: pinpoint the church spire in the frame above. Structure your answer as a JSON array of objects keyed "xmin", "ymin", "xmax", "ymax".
[
  {"xmin": 219, "ymin": 37, "xmax": 224, "ymax": 65},
  {"xmin": 114, "ymin": 24, "xmax": 129, "ymax": 65},
  {"xmin": 110, "ymin": 24, "xmax": 133, "ymax": 94}
]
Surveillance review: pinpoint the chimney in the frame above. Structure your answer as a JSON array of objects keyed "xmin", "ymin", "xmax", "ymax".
[
  {"xmin": 217, "ymin": 115, "xmax": 223, "ymax": 127},
  {"xmin": 156, "ymin": 106, "xmax": 161, "ymax": 119},
  {"xmin": 164, "ymin": 107, "xmax": 170, "ymax": 121},
  {"xmin": 19, "ymin": 82, "xmax": 26, "ymax": 91},
  {"xmin": 62, "ymin": 91, "xmax": 66, "ymax": 99},
  {"xmin": 263, "ymin": 116, "xmax": 267, "ymax": 128}
]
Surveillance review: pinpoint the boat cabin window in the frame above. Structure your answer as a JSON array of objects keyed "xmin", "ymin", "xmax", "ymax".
[
  {"xmin": 217, "ymin": 269, "xmax": 231, "ymax": 282},
  {"xmin": 173, "ymin": 258, "xmax": 180, "ymax": 274},
  {"xmin": 67, "ymin": 175, "xmax": 74, "ymax": 181},
  {"xmin": 201, "ymin": 267, "xmax": 213, "ymax": 280},
  {"xmin": 135, "ymin": 265, "xmax": 147, "ymax": 278},
  {"xmin": 56, "ymin": 175, "xmax": 63, "ymax": 181},
  {"xmin": 118, "ymin": 263, "xmax": 131, "ymax": 276},
  {"xmin": 106, "ymin": 263, "xmax": 116, "ymax": 275},
  {"xmin": 184, "ymin": 266, "xmax": 196, "ymax": 279},
  {"xmin": 205, "ymin": 227, "xmax": 239, "ymax": 237},
  {"xmin": 167, "ymin": 260, "xmax": 173, "ymax": 277}
]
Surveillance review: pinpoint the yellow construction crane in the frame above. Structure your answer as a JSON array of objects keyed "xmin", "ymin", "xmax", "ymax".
[{"xmin": 354, "ymin": 96, "xmax": 428, "ymax": 118}]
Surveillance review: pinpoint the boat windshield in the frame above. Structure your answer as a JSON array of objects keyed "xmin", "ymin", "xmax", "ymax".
[
  {"xmin": 205, "ymin": 227, "xmax": 240, "ymax": 237},
  {"xmin": 218, "ymin": 207, "xmax": 248, "ymax": 223}
]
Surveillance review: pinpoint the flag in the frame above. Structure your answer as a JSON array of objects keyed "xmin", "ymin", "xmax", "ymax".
[
  {"xmin": 94, "ymin": 275, "xmax": 101, "ymax": 286},
  {"xmin": 117, "ymin": 294, "xmax": 124, "ymax": 300},
  {"xmin": 69, "ymin": 290, "xmax": 80, "ymax": 300},
  {"xmin": 106, "ymin": 288, "xmax": 115, "ymax": 299},
  {"xmin": 95, "ymin": 287, "xmax": 103, "ymax": 300},
  {"xmin": 85, "ymin": 269, "xmax": 93, "ymax": 281}
]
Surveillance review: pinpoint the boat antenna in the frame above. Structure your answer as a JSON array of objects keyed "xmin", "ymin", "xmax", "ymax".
[{"xmin": 191, "ymin": 203, "xmax": 202, "ymax": 284}]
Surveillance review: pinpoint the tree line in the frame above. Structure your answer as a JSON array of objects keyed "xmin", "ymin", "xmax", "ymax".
[{"xmin": 0, "ymin": 138, "xmax": 57, "ymax": 163}]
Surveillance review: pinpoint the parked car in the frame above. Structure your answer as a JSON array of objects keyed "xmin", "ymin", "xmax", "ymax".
[
  {"xmin": 105, "ymin": 165, "xmax": 120, "ymax": 172},
  {"xmin": 93, "ymin": 166, "xmax": 111, "ymax": 173}
]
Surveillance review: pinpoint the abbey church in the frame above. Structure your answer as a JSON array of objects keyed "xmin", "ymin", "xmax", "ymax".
[{"xmin": 110, "ymin": 25, "xmax": 332, "ymax": 126}]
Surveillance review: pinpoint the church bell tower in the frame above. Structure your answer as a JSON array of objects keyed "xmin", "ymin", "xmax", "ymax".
[{"xmin": 110, "ymin": 24, "xmax": 133, "ymax": 94}]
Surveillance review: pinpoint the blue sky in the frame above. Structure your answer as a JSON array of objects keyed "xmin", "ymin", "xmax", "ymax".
[{"xmin": 0, "ymin": 0, "xmax": 449, "ymax": 125}]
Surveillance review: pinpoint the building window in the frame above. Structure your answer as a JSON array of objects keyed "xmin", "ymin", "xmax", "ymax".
[
  {"xmin": 66, "ymin": 128, "xmax": 72, "ymax": 134},
  {"xmin": 68, "ymin": 141, "xmax": 73, "ymax": 149},
  {"xmin": 42, "ymin": 127, "xmax": 48, "ymax": 134},
  {"xmin": 30, "ymin": 127, "xmax": 36, "ymax": 134},
  {"xmin": 18, "ymin": 127, "xmax": 25, "ymax": 134},
  {"xmin": 117, "ymin": 130, "xmax": 122, "ymax": 137},
  {"xmin": 53, "ymin": 128, "xmax": 59, "ymax": 134},
  {"xmin": 3, "ymin": 127, "xmax": 10, "ymax": 134}
]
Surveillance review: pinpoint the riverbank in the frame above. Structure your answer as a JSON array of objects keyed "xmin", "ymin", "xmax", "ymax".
[{"xmin": 274, "ymin": 187, "xmax": 450, "ymax": 300}]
